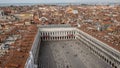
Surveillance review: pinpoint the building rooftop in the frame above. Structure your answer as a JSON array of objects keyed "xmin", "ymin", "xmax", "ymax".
[{"xmin": 0, "ymin": 5, "xmax": 120, "ymax": 67}]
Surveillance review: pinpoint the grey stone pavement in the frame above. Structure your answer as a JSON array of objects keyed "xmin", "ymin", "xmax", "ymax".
[{"xmin": 38, "ymin": 40, "xmax": 112, "ymax": 68}]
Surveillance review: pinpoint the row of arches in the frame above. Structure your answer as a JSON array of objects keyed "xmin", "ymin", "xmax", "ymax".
[
  {"xmin": 77, "ymin": 31, "xmax": 120, "ymax": 60},
  {"xmin": 40, "ymin": 31, "xmax": 76, "ymax": 41},
  {"xmin": 40, "ymin": 31, "xmax": 76, "ymax": 36},
  {"xmin": 41, "ymin": 36, "xmax": 76, "ymax": 41},
  {"xmin": 89, "ymin": 45, "xmax": 118, "ymax": 68},
  {"xmin": 76, "ymin": 32, "xmax": 120, "ymax": 68}
]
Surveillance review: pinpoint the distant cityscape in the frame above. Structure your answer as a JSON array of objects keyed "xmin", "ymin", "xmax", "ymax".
[
  {"xmin": 0, "ymin": 2, "xmax": 120, "ymax": 68},
  {"xmin": 0, "ymin": 2, "xmax": 120, "ymax": 6}
]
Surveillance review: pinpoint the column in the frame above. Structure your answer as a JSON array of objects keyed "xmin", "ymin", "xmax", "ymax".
[
  {"xmin": 44, "ymin": 36, "xmax": 46, "ymax": 41},
  {"xmin": 63, "ymin": 31, "xmax": 64, "ymax": 37},
  {"xmin": 45, "ymin": 32, "xmax": 47, "ymax": 40},
  {"xmin": 65, "ymin": 31, "xmax": 67, "ymax": 40},
  {"xmin": 67, "ymin": 31, "xmax": 69, "ymax": 39},
  {"xmin": 52, "ymin": 33, "xmax": 53, "ymax": 40},
  {"xmin": 72, "ymin": 31, "xmax": 73, "ymax": 39},
  {"xmin": 57, "ymin": 37, "xmax": 58, "ymax": 40},
  {"xmin": 52, "ymin": 32, "xmax": 54, "ymax": 40},
  {"xmin": 50, "ymin": 37, "xmax": 51, "ymax": 40},
  {"xmin": 53, "ymin": 32, "xmax": 54, "ymax": 36},
  {"xmin": 46, "ymin": 32, "xmax": 48, "ymax": 40},
  {"xmin": 58, "ymin": 31, "xmax": 59, "ymax": 40},
  {"xmin": 48, "ymin": 32, "xmax": 49, "ymax": 40},
  {"xmin": 46, "ymin": 36, "xmax": 47, "ymax": 41},
  {"xmin": 60, "ymin": 31, "xmax": 61, "ymax": 37}
]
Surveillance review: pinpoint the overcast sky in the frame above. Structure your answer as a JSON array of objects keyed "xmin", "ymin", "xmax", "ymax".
[{"xmin": 0, "ymin": 0, "xmax": 120, "ymax": 3}]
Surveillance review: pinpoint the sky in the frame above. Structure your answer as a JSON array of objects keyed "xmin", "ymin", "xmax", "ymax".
[{"xmin": 0, "ymin": 0, "xmax": 120, "ymax": 3}]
